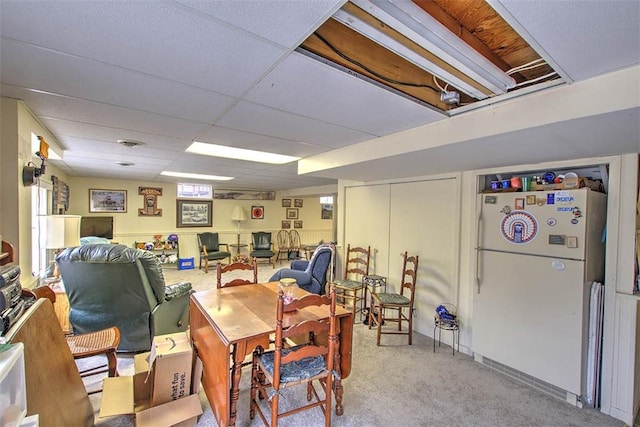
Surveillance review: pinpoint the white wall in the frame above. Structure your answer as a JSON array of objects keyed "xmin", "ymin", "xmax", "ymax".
[
  {"xmin": 337, "ymin": 153, "xmax": 639, "ymax": 425},
  {"xmin": 340, "ymin": 176, "xmax": 460, "ymax": 341}
]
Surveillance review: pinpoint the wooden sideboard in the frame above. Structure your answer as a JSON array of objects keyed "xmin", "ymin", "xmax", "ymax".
[{"xmin": 5, "ymin": 299, "xmax": 94, "ymax": 426}]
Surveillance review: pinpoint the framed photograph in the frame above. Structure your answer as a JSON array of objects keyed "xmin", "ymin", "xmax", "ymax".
[
  {"xmin": 251, "ymin": 205, "xmax": 264, "ymax": 219},
  {"xmin": 294, "ymin": 220, "xmax": 303, "ymax": 229},
  {"xmin": 89, "ymin": 189, "xmax": 127, "ymax": 213},
  {"xmin": 515, "ymin": 198, "xmax": 525, "ymax": 210},
  {"xmin": 286, "ymin": 208, "xmax": 298, "ymax": 219},
  {"xmin": 294, "ymin": 198, "xmax": 303, "ymax": 208},
  {"xmin": 321, "ymin": 204, "xmax": 333, "ymax": 220},
  {"xmin": 176, "ymin": 200, "xmax": 212, "ymax": 227},
  {"xmin": 282, "ymin": 198, "xmax": 292, "ymax": 207},
  {"xmin": 526, "ymin": 195, "xmax": 537, "ymax": 205},
  {"xmin": 281, "ymin": 220, "xmax": 291, "ymax": 229}
]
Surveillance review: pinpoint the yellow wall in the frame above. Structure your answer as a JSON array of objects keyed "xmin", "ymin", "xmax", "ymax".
[{"xmin": 67, "ymin": 177, "xmax": 333, "ymax": 259}]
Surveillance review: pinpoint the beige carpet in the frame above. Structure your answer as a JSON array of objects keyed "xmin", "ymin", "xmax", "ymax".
[{"xmin": 83, "ymin": 264, "xmax": 625, "ymax": 426}]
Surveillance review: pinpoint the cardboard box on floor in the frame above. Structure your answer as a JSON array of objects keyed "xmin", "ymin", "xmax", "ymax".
[{"xmin": 99, "ymin": 332, "xmax": 203, "ymax": 427}]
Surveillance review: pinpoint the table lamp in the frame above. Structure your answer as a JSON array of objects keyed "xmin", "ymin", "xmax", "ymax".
[
  {"xmin": 46, "ymin": 214, "xmax": 81, "ymax": 278},
  {"xmin": 231, "ymin": 206, "xmax": 247, "ymax": 247}
]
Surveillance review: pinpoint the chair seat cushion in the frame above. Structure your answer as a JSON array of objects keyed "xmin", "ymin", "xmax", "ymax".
[
  {"xmin": 251, "ymin": 250, "xmax": 274, "ymax": 257},
  {"xmin": 204, "ymin": 251, "xmax": 230, "ymax": 261},
  {"xmin": 333, "ymin": 279, "xmax": 363, "ymax": 290},
  {"xmin": 259, "ymin": 347, "xmax": 326, "ymax": 383},
  {"xmin": 375, "ymin": 293, "xmax": 410, "ymax": 305}
]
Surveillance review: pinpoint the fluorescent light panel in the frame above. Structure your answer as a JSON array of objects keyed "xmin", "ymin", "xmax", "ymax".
[
  {"xmin": 161, "ymin": 171, "xmax": 234, "ymax": 181},
  {"xmin": 334, "ymin": 0, "xmax": 515, "ymax": 99},
  {"xmin": 187, "ymin": 142, "xmax": 300, "ymax": 165}
]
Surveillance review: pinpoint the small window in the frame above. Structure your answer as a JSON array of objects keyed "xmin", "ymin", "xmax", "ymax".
[
  {"xmin": 320, "ymin": 196, "xmax": 334, "ymax": 204},
  {"xmin": 177, "ymin": 183, "xmax": 212, "ymax": 199}
]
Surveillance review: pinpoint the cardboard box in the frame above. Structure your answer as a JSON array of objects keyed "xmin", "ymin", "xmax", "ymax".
[{"xmin": 99, "ymin": 332, "xmax": 202, "ymax": 427}]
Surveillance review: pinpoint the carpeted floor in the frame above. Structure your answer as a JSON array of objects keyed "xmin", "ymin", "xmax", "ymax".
[{"xmin": 83, "ymin": 264, "xmax": 627, "ymax": 427}]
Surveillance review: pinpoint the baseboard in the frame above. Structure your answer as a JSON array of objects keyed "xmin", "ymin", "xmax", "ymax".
[{"xmin": 476, "ymin": 355, "xmax": 581, "ymax": 407}]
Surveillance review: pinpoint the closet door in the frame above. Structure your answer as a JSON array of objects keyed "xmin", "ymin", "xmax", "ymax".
[
  {"xmin": 389, "ymin": 178, "xmax": 458, "ymax": 336},
  {"xmin": 343, "ymin": 184, "xmax": 390, "ymax": 278}
]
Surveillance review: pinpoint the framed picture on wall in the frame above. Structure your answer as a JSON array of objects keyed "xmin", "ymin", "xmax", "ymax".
[
  {"xmin": 286, "ymin": 208, "xmax": 298, "ymax": 219},
  {"xmin": 294, "ymin": 199, "xmax": 303, "ymax": 207},
  {"xmin": 321, "ymin": 204, "xmax": 333, "ymax": 220},
  {"xmin": 281, "ymin": 220, "xmax": 291, "ymax": 229},
  {"xmin": 294, "ymin": 220, "xmax": 303, "ymax": 229},
  {"xmin": 282, "ymin": 199, "xmax": 292, "ymax": 207},
  {"xmin": 176, "ymin": 200, "xmax": 212, "ymax": 227},
  {"xmin": 251, "ymin": 205, "xmax": 265, "ymax": 219},
  {"xmin": 89, "ymin": 189, "xmax": 127, "ymax": 213}
]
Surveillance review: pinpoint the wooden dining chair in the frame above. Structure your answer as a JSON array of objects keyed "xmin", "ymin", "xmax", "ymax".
[
  {"xmin": 368, "ymin": 252, "xmax": 419, "ymax": 345},
  {"xmin": 275, "ymin": 230, "xmax": 291, "ymax": 264},
  {"xmin": 216, "ymin": 259, "xmax": 258, "ymax": 288},
  {"xmin": 332, "ymin": 244, "xmax": 370, "ymax": 322},
  {"xmin": 23, "ymin": 286, "xmax": 121, "ymax": 393},
  {"xmin": 250, "ymin": 285, "xmax": 337, "ymax": 426}
]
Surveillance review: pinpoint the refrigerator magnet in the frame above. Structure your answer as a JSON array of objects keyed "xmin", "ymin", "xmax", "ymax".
[
  {"xmin": 547, "ymin": 218, "xmax": 557, "ymax": 226},
  {"xmin": 484, "ymin": 195, "xmax": 497, "ymax": 204},
  {"xmin": 515, "ymin": 198, "xmax": 525, "ymax": 209},
  {"xmin": 526, "ymin": 195, "xmax": 536, "ymax": 205}
]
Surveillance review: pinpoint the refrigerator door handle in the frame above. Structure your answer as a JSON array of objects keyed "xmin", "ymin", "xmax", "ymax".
[{"xmin": 475, "ymin": 210, "xmax": 483, "ymax": 294}]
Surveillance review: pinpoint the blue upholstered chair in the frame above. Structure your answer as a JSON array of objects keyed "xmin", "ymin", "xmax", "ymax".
[
  {"xmin": 269, "ymin": 244, "xmax": 333, "ymax": 295},
  {"xmin": 250, "ymin": 232, "xmax": 275, "ymax": 268}
]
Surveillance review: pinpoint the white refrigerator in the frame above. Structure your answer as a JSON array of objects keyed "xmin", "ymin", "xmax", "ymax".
[{"xmin": 473, "ymin": 188, "xmax": 607, "ymax": 405}]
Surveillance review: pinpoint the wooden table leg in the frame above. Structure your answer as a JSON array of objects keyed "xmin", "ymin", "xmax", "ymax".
[
  {"xmin": 229, "ymin": 341, "xmax": 248, "ymax": 426},
  {"xmin": 333, "ymin": 341, "xmax": 344, "ymax": 415}
]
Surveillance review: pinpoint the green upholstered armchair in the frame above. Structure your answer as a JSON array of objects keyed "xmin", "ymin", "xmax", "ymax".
[
  {"xmin": 250, "ymin": 231, "xmax": 275, "ymax": 268},
  {"xmin": 197, "ymin": 232, "xmax": 231, "ymax": 273},
  {"xmin": 56, "ymin": 244, "xmax": 193, "ymax": 352}
]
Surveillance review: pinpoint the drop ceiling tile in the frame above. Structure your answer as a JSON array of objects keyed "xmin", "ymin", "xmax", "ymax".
[
  {"xmin": 245, "ymin": 52, "xmax": 445, "ymax": 135},
  {"xmin": 196, "ymin": 125, "xmax": 328, "ymax": 158},
  {"xmin": 0, "ymin": 40, "xmax": 235, "ymax": 123},
  {"xmin": 495, "ymin": 0, "xmax": 640, "ymax": 81},
  {"xmin": 176, "ymin": 0, "xmax": 343, "ymax": 48},
  {"xmin": 0, "ymin": 1, "xmax": 286, "ymax": 96},
  {"xmin": 217, "ymin": 100, "xmax": 374, "ymax": 149},
  {"xmin": 18, "ymin": 91, "xmax": 209, "ymax": 140},
  {"xmin": 37, "ymin": 117, "xmax": 192, "ymax": 152}
]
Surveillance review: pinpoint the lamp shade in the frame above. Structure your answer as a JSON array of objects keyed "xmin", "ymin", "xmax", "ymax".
[
  {"xmin": 46, "ymin": 215, "xmax": 81, "ymax": 248},
  {"xmin": 231, "ymin": 206, "xmax": 248, "ymax": 222}
]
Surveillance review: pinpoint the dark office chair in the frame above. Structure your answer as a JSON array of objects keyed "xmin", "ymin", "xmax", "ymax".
[
  {"xmin": 197, "ymin": 232, "xmax": 231, "ymax": 273},
  {"xmin": 250, "ymin": 232, "xmax": 275, "ymax": 268}
]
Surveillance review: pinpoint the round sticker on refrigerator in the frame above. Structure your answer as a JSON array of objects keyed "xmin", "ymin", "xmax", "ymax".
[{"xmin": 500, "ymin": 210, "xmax": 538, "ymax": 244}]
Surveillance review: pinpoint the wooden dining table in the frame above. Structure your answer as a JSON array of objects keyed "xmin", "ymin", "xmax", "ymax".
[{"xmin": 189, "ymin": 282, "xmax": 354, "ymax": 427}]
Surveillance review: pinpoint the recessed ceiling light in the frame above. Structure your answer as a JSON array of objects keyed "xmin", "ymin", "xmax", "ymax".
[
  {"xmin": 187, "ymin": 142, "xmax": 300, "ymax": 164},
  {"xmin": 116, "ymin": 161, "xmax": 135, "ymax": 166},
  {"xmin": 118, "ymin": 139, "xmax": 146, "ymax": 148},
  {"xmin": 161, "ymin": 171, "xmax": 234, "ymax": 181}
]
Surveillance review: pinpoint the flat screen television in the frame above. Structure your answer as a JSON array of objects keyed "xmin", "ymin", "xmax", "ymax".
[{"xmin": 80, "ymin": 216, "xmax": 114, "ymax": 240}]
